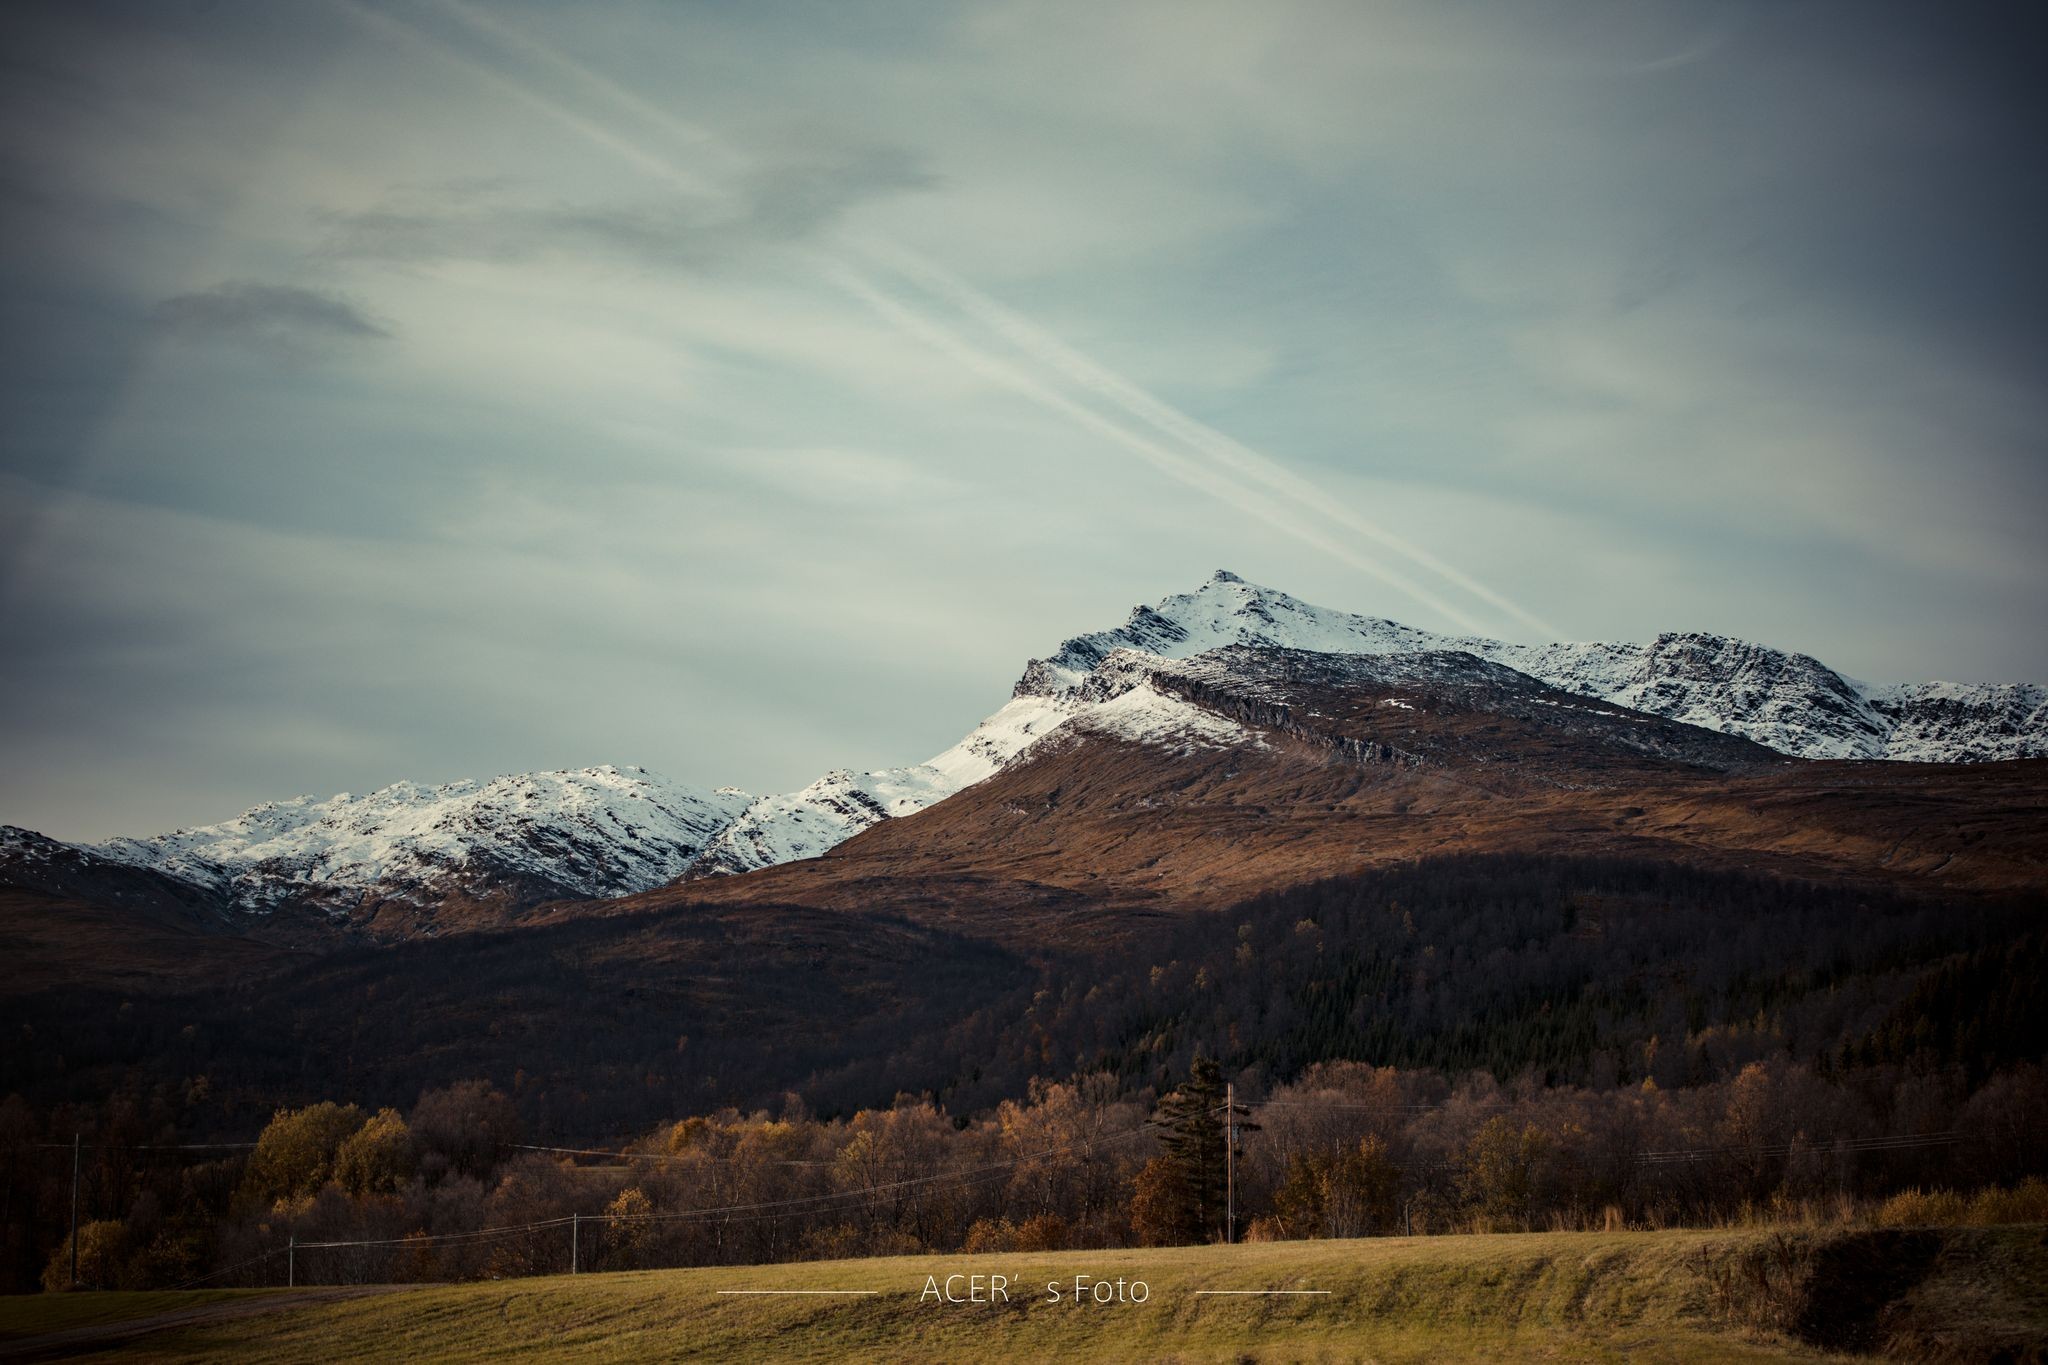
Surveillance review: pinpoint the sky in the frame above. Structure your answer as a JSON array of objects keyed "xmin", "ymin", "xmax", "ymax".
[{"xmin": 2, "ymin": 0, "xmax": 2044, "ymax": 841}]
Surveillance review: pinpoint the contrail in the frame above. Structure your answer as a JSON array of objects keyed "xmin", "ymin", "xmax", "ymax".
[
  {"xmin": 330, "ymin": 0, "xmax": 719, "ymax": 195},
  {"xmin": 426, "ymin": 0, "xmax": 1559, "ymax": 638},
  {"xmin": 853, "ymin": 237, "xmax": 1561, "ymax": 638},
  {"xmin": 1619, "ymin": 10, "xmax": 1739, "ymax": 77},
  {"xmin": 827, "ymin": 265, "xmax": 1496, "ymax": 630},
  {"xmin": 407, "ymin": 0, "xmax": 1552, "ymax": 636},
  {"xmin": 430, "ymin": 0, "xmax": 743, "ymax": 170},
  {"xmin": 343, "ymin": 0, "xmax": 1552, "ymax": 637}
]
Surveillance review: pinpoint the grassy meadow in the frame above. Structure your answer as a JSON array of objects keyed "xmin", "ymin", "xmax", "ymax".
[{"xmin": 3, "ymin": 1224, "xmax": 2041, "ymax": 1363}]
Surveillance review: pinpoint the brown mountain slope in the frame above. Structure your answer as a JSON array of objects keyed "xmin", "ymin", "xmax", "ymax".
[
  {"xmin": 648, "ymin": 649, "xmax": 2048, "ymax": 938},
  {"xmin": 0, "ymin": 887, "xmax": 295, "ymax": 994},
  {"xmin": 0, "ymin": 827, "xmax": 296, "ymax": 990}
]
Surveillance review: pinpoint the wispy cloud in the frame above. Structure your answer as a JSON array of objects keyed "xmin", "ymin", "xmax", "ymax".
[
  {"xmin": 386, "ymin": 0, "xmax": 1551, "ymax": 638},
  {"xmin": 152, "ymin": 281, "xmax": 390, "ymax": 355},
  {"xmin": 320, "ymin": 150, "xmax": 935, "ymax": 272}
]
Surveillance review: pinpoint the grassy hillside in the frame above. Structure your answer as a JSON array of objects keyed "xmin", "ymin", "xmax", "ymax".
[{"xmin": 5, "ymin": 1225, "xmax": 2041, "ymax": 1363}]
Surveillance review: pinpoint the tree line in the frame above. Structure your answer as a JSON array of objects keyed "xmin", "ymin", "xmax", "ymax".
[{"xmin": 8, "ymin": 1055, "xmax": 2045, "ymax": 1292}]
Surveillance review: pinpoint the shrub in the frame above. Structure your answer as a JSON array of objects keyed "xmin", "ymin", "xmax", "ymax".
[
  {"xmin": 801, "ymin": 1223, "xmax": 863, "ymax": 1261},
  {"xmin": 1869, "ymin": 1188, "xmax": 1967, "ymax": 1227},
  {"xmin": 1014, "ymin": 1213, "xmax": 1069, "ymax": 1252},
  {"xmin": 1965, "ymin": 1177, "xmax": 2048, "ymax": 1226},
  {"xmin": 42, "ymin": 1221, "xmax": 127, "ymax": 1292},
  {"xmin": 962, "ymin": 1217, "xmax": 1017, "ymax": 1254}
]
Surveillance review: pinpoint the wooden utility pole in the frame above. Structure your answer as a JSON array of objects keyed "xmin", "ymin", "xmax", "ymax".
[
  {"xmin": 571, "ymin": 1213, "xmax": 580, "ymax": 1274},
  {"xmin": 288, "ymin": 1234, "xmax": 295, "ymax": 1288},
  {"xmin": 1225, "ymin": 1083, "xmax": 1235, "ymax": 1246},
  {"xmin": 68, "ymin": 1134, "xmax": 80, "ymax": 1289}
]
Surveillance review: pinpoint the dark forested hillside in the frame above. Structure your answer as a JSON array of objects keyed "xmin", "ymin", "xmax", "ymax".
[
  {"xmin": 939, "ymin": 856, "xmax": 2045, "ymax": 1110},
  {"xmin": 0, "ymin": 901, "xmax": 1030, "ymax": 1140},
  {"xmin": 4, "ymin": 856, "xmax": 2038, "ymax": 1141}
]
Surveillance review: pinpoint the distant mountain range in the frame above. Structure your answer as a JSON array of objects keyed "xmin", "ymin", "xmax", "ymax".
[{"xmin": 6, "ymin": 571, "xmax": 2043, "ymax": 941}]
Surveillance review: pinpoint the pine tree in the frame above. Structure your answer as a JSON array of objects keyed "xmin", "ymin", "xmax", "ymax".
[{"xmin": 1154, "ymin": 1055, "xmax": 1229, "ymax": 1241}]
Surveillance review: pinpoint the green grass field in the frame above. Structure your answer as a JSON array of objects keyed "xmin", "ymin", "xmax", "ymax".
[{"xmin": 3, "ymin": 1225, "xmax": 2041, "ymax": 1362}]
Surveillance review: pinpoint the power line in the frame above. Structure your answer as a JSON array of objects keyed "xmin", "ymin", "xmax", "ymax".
[
  {"xmin": 32, "ymin": 1141, "xmax": 258, "ymax": 1151},
  {"xmin": 584, "ymin": 1116, "xmax": 1190, "ymax": 1226},
  {"xmin": 223, "ymin": 1113, "xmax": 1985, "ymax": 1277},
  {"xmin": 297, "ymin": 1218, "xmax": 576, "ymax": 1251},
  {"xmin": 1245, "ymin": 1101, "xmax": 1975, "ymax": 1167},
  {"xmin": 1634, "ymin": 1132, "xmax": 1964, "ymax": 1165},
  {"xmin": 168, "ymin": 1246, "xmax": 284, "ymax": 1291},
  {"xmin": 507, "ymin": 1142, "xmax": 836, "ymax": 1167},
  {"xmin": 279, "ymin": 1116, "xmax": 1202, "ymax": 1265},
  {"xmin": 31, "ymin": 1104, "xmax": 1994, "ymax": 1289}
]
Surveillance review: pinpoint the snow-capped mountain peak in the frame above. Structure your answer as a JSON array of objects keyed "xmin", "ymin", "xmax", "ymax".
[
  {"xmin": 1017, "ymin": 571, "xmax": 2043, "ymax": 765},
  {"xmin": 1015, "ymin": 569, "xmax": 1437, "ymax": 698},
  {"xmin": 27, "ymin": 571, "xmax": 2043, "ymax": 928}
]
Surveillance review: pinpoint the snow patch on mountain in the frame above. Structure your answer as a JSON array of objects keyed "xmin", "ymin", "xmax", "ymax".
[
  {"xmin": 1069, "ymin": 679, "xmax": 1259, "ymax": 753},
  {"xmin": 1016, "ymin": 569, "xmax": 1438, "ymax": 697},
  {"xmin": 0, "ymin": 825, "xmax": 65, "ymax": 866},
  {"xmin": 1484, "ymin": 634, "xmax": 1889, "ymax": 760},
  {"xmin": 92, "ymin": 766, "xmax": 753, "ymax": 912},
  {"xmin": 689, "ymin": 695, "xmax": 1078, "ymax": 877}
]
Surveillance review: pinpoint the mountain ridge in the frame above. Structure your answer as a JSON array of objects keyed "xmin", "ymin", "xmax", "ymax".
[
  {"xmin": 10, "ymin": 571, "xmax": 2043, "ymax": 934},
  {"xmin": 660, "ymin": 640, "xmax": 2045, "ymax": 938},
  {"xmin": 83, "ymin": 765, "xmax": 752, "ymax": 934},
  {"xmin": 1028, "ymin": 571, "xmax": 2045, "ymax": 763}
]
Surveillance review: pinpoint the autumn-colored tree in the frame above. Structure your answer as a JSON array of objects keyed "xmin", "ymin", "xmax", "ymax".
[
  {"xmin": 1014, "ymin": 1212, "xmax": 1070, "ymax": 1252},
  {"xmin": 1129, "ymin": 1154, "xmax": 1198, "ymax": 1247},
  {"xmin": 1458, "ymin": 1117, "xmax": 1548, "ymax": 1229},
  {"xmin": 666, "ymin": 1116, "xmax": 711, "ymax": 1153},
  {"xmin": 723, "ymin": 1118, "xmax": 826, "ymax": 1264},
  {"xmin": 831, "ymin": 1097, "xmax": 955, "ymax": 1251},
  {"xmin": 962, "ymin": 1216, "xmax": 1017, "ymax": 1253},
  {"xmin": 605, "ymin": 1187, "xmax": 654, "ymax": 1268},
  {"xmin": 42, "ymin": 1220, "xmax": 127, "ymax": 1292},
  {"xmin": 241, "ymin": 1102, "xmax": 366, "ymax": 1207},
  {"xmin": 479, "ymin": 1153, "xmax": 580, "ymax": 1278},
  {"xmin": 997, "ymin": 1074, "xmax": 1139, "ymax": 1232},
  {"xmin": 1274, "ymin": 1134, "xmax": 1399, "ymax": 1238},
  {"xmin": 335, "ymin": 1108, "xmax": 414, "ymax": 1197}
]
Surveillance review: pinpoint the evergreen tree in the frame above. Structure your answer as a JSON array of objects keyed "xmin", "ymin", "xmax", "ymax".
[{"xmin": 1154, "ymin": 1055, "xmax": 1228, "ymax": 1241}]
